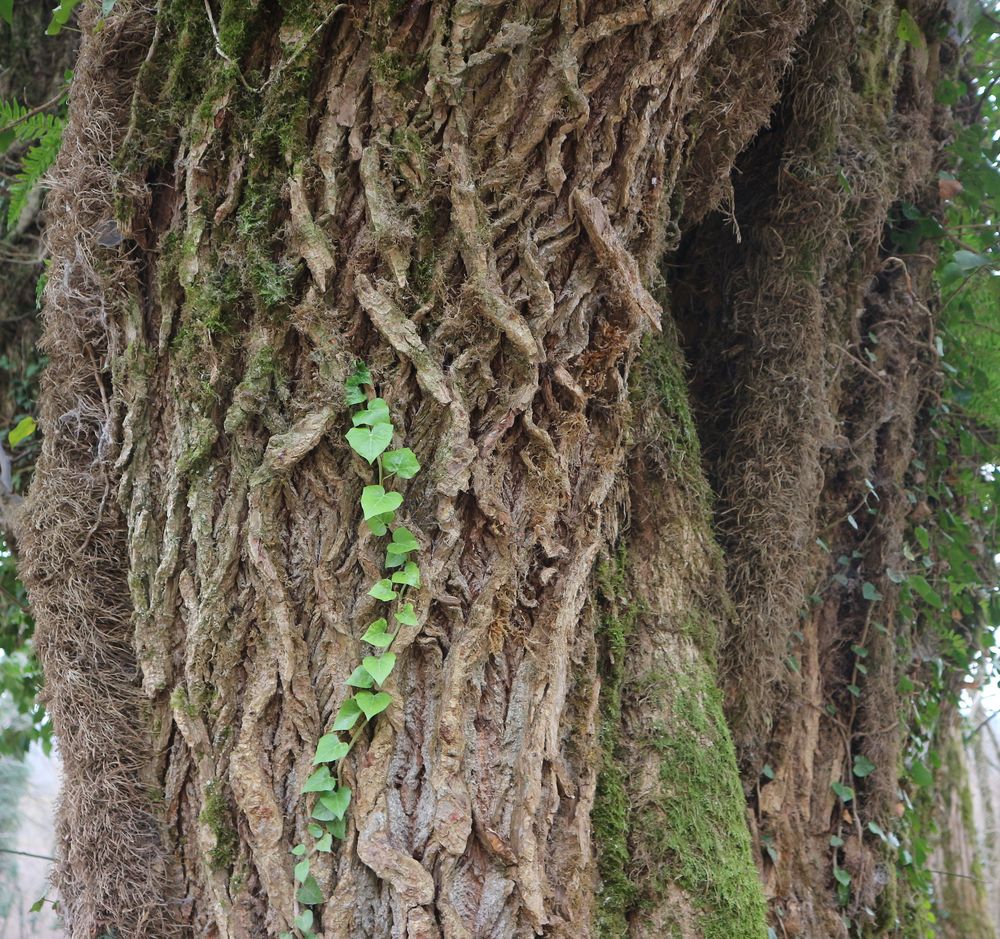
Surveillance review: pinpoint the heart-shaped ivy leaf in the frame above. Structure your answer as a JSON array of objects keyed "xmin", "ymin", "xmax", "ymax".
[
  {"xmin": 346, "ymin": 665, "xmax": 374, "ymax": 689},
  {"xmin": 345, "ymin": 362, "xmax": 372, "ymax": 404},
  {"xmin": 294, "ymin": 858, "xmax": 310, "ymax": 883},
  {"xmin": 346, "ymin": 423, "xmax": 393, "ymax": 465},
  {"xmin": 361, "ymin": 618, "xmax": 394, "ymax": 648},
  {"xmin": 307, "ymin": 822, "xmax": 323, "ymax": 838},
  {"xmin": 852, "ymin": 755, "xmax": 876, "ymax": 778},
  {"xmin": 302, "ymin": 766, "xmax": 336, "ymax": 794},
  {"xmin": 296, "ymin": 874, "xmax": 323, "ymax": 906},
  {"xmin": 313, "ymin": 733, "xmax": 350, "ymax": 764},
  {"xmin": 361, "ymin": 485, "xmax": 403, "ymax": 520},
  {"xmin": 391, "ymin": 561, "xmax": 421, "ymax": 588},
  {"xmin": 315, "ymin": 832, "xmax": 333, "ymax": 853},
  {"xmin": 384, "ymin": 549, "xmax": 405, "ymax": 569},
  {"xmin": 363, "ymin": 653, "xmax": 396, "ymax": 686},
  {"xmin": 354, "ymin": 690, "xmax": 392, "ymax": 720},
  {"xmin": 368, "ymin": 579, "xmax": 398, "ymax": 602},
  {"xmin": 831, "ymin": 780, "xmax": 854, "ymax": 802},
  {"xmin": 291, "ymin": 843, "xmax": 306, "ymax": 856},
  {"xmin": 327, "ymin": 816, "xmax": 347, "ymax": 840},
  {"xmin": 861, "ymin": 581, "xmax": 883, "ymax": 602},
  {"xmin": 319, "ymin": 785, "xmax": 351, "ymax": 819},
  {"xmin": 294, "ymin": 910, "xmax": 314, "ymax": 932},
  {"xmin": 311, "ymin": 800, "xmax": 338, "ymax": 822},
  {"xmin": 351, "ymin": 397, "xmax": 391, "ymax": 427},
  {"xmin": 381, "ymin": 447, "xmax": 420, "ymax": 479},
  {"xmin": 388, "ymin": 526, "xmax": 419, "ymax": 554},
  {"xmin": 332, "ymin": 697, "xmax": 362, "ymax": 730},
  {"xmin": 394, "ymin": 602, "xmax": 419, "ymax": 627}
]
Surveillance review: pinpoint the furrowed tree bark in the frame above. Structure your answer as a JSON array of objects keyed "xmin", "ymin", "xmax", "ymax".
[{"xmin": 17, "ymin": 1, "xmax": 984, "ymax": 938}]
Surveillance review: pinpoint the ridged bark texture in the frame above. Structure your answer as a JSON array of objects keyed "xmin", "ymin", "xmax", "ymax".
[{"xmin": 16, "ymin": 0, "xmax": 965, "ymax": 938}]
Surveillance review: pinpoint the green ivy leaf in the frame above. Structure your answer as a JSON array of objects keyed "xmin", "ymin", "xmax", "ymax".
[
  {"xmin": 311, "ymin": 800, "xmax": 339, "ymax": 822},
  {"xmin": 345, "ymin": 362, "xmax": 372, "ymax": 404},
  {"xmin": 852, "ymin": 755, "xmax": 876, "ymax": 778},
  {"xmin": 294, "ymin": 858, "xmax": 310, "ymax": 883},
  {"xmin": 861, "ymin": 582, "xmax": 882, "ymax": 601},
  {"xmin": 829, "ymin": 835, "xmax": 844, "ymax": 847},
  {"xmin": 318, "ymin": 785, "xmax": 351, "ymax": 819},
  {"xmin": 315, "ymin": 832, "xmax": 333, "ymax": 853},
  {"xmin": 296, "ymin": 874, "xmax": 324, "ymax": 906},
  {"xmin": 384, "ymin": 549, "xmax": 406, "ymax": 569},
  {"xmin": 361, "ymin": 485, "xmax": 403, "ymax": 520},
  {"xmin": 362, "ymin": 653, "xmax": 396, "ymax": 686},
  {"xmin": 313, "ymin": 734, "xmax": 350, "ymax": 764},
  {"xmin": 354, "ymin": 690, "xmax": 392, "ymax": 720},
  {"xmin": 8, "ymin": 416, "xmax": 36, "ymax": 446},
  {"xmin": 291, "ymin": 843, "xmax": 307, "ymax": 856},
  {"xmin": 761, "ymin": 764, "xmax": 775, "ymax": 780},
  {"xmin": 361, "ymin": 618, "xmax": 394, "ymax": 648},
  {"xmin": 368, "ymin": 579, "xmax": 398, "ymax": 602},
  {"xmin": 831, "ymin": 780, "xmax": 854, "ymax": 802},
  {"xmin": 327, "ymin": 816, "xmax": 347, "ymax": 840},
  {"xmin": 332, "ymin": 697, "xmax": 362, "ymax": 730},
  {"xmin": 294, "ymin": 910, "xmax": 314, "ymax": 932},
  {"xmin": 351, "ymin": 398, "xmax": 391, "ymax": 427},
  {"xmin": 345, "ymin": 666, "xmax": 374, "ymax": 689},
  {"xmin": 307, "ymin": 823, "xmax": 324, "ymax": 838},
  {"xmin": 867, "ymin": 821, "xmax": 886, "ymax": 840},
  {"xmin": 388, "ymin": 526, "xmax": 419, "ymax": 554},
  {"xmin": 381, "ymin": 447, "xmax": 420, "ymax": 479},
  {"xmin": 346, "ymin": 424, "xmax": 393, "ymax": 464},
  {"xmin": 302, "ymin": 766, "xmax": 336, "ymax": 793},
  {"xmin": 0, "ymin": 0, "xmax": 12, "ymax": 27},
  {"xmin": 391, "ymin": 561, "xmax": 421, "ymax": 588},
  {"xmin": 395, "ymin": 602, "xmax": 419, "ymax": 627},
  {"xmin": 29, "ymin": 898, "xmax": 45, "ymax": 914},
  {"xmin": 833, "ymin": 866, "xmax": 851, "ymax": 887}
]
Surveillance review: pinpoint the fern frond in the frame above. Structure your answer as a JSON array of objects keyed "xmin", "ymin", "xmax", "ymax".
[
  {"xmin": 5, "ymin": 119, "xmax": 64, "ymax": 229},
  {"xmin": 0, "ymin": 99, "xmax": 63, "ymax": 145},
  {"xmin": 0, "ymin": 99, "xmax": 29, "ymax": 128}
]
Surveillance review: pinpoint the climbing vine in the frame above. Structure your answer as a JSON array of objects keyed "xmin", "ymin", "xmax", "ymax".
[
  {"xmin": 812, "ymin": 7, "xmax": 1000, "ymax": 934},
  {"xmin": 282, "ymin": 362, "xmax": 421, "ymax": 938}
]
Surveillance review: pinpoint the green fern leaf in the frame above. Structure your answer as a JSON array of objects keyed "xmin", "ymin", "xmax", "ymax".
[{"xmin": 6, "ymin": 119, "xmax": 64, "ymax": 228}]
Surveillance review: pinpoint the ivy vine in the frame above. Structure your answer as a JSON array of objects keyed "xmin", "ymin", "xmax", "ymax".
[{"xmin": 282, "ymin": 363, "xmax": 422, "ymax": 939}]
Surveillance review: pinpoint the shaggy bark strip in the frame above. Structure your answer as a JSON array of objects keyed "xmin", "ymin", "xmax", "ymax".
[{"xmin": 17, "ymin": 7, "xmax": 182, "ymax": 937}]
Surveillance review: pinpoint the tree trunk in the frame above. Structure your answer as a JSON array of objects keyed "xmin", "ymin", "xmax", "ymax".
[{"xmin": 17, "ymin": 1, "xmax": 984, "ymax": 938}]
